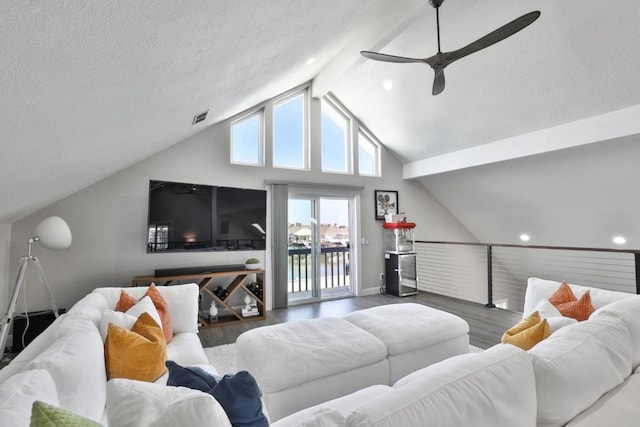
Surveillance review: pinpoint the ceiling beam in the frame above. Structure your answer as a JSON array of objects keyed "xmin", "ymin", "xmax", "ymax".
[
  {"xmin": 311, "ymin": 0, "xmax": 426, "ymax": 99},
  {"xmin": 403, "ymin": 104, "xmax": 640, "ymax": 179}
]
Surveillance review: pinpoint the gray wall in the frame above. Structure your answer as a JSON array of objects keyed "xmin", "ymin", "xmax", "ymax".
[
  {"xmin": 0, "ymin": 224, "xmax": 10, "ymax": 315},
  {"xmin": 8, "ymin": 99, "xmax": 475, "ymax": 313}
]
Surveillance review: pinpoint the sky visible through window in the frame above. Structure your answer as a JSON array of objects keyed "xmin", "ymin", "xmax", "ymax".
[
  {"xmin": 274, "ymin": 94, "xmax": 305, "ymax": 168},
  {"xmin": 232, "ymin": 113, "xmax": 261, "ymax": 164},
  {"xmin": 289, "ymin": 198, "xmax": 348, "ymax": 227},
  {"xmin": 359, "ymin": 132, "xmax": 377, "ymax": 175},
  {"xmin": 321, "ymin": 101, "xmax": 348, "ymax": 172}
]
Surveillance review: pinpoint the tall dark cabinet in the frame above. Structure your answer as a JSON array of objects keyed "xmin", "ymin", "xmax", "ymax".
[{"xmin": 383, "ymin": 222, "xmax": 418, "ymax": 297}]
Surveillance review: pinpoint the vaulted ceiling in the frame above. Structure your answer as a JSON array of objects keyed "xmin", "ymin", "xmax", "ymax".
[{"xmin": 2, "ymin": 0, "xmax": 640, "ymax": 247}]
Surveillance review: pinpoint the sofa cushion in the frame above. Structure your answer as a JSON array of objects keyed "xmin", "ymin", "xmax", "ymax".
[
  {"xmin": 92, "ymin": 283, "xmax": 199, "ymax": 335},
  {"xmin": 67, "ymin": 292, "xmax": 110, "ymax": 326},
  {"xmin": 272, "ymin": 385, "xmax": 393, "ymax": 427},
  {"xmin": 236, "ymin": 317, "xmax": 387, "ymax": 393},
  {"xmin": 30, "ymin": 401, "xmax": 102, "ymax": 426},
  {"xmin": 343, "ymin": 303, "xmax": 469, "ymax": 355},
  {"xmin": 528, "ymin": 317, "xmax": 632, "ymax": 427},
  {"xmin": 106, "ymin": 378, "xmax": 231, "ymax": 427},
  {"xmin": 105, "ymin": 312, "xmax": 167, "ymax": 382},
  {"xmin": 502, "ymin": 311, "xmax": 551, "ymax": 350},
  {"xmin": 524, "ymin": 277, "xmax": 634, "ymax": 316},
  {"xmin": 566, "ymin": 374, "xmax": 640, "ymax": 426},
  {"xmin": 165, "ymin": 332, "xmax": 210, "ymax": 366},
  {"xmin": 591, "ymin": 295, "xmax": 640, "ymax": 369},
  {"xmin": 346, "ymin": 344, "xmax": 536, "ymax": 427},
  {"xmin": 0, "ymin": 369, "xmax": 59, "ymax": 427},
  {"xmin": 532, "ymin": 299, "xmax": 562, "ymax": 319},
  {"xmin": 24, "ymin": 314, "xmax": 107, "ymax": 422}
]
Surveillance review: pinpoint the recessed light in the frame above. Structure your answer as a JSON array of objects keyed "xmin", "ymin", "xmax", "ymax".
[
  {"xmin": 520, "ymin": 234, "xmax": 530, "ymax": 242},
  {"xmin": 613, "ymin": 236, "xmax": 627, "ymax": 245},
  {"xmin": 382, "ymin": 80, "xmax": 393, "ymax": 90},
  {"xmin": 305, "ymin": 57, "xmax": 316, "ymax": 65}
]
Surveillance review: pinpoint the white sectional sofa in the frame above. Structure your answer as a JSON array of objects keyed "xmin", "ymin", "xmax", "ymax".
[
  {"xmin": 0, "ymin": 283, "xmax": 219, "ymax": 426},
  {"xmin": 2, "ymin": 278, "xmax": 640, "ymax": 427},
  {"xmin": 272, "ymin": 278, "xmax": 640, "ymax": 427}
]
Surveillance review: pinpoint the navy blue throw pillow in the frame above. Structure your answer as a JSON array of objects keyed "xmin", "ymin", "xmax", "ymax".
[
  {"xmin": 166, "ymin": 360, "xmax": 217, "ymax": 392},
  {"xmin": 211, "ymin": 371, "xmax": 268, "ymax": 427},
  {"xmin": 165, "ymin": 362, "xmax": 267, "ymax": 427}
]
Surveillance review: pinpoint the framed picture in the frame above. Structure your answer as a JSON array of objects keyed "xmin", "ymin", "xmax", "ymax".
[{"xmin": 374, "ymin": 190, "xmax": 399, "ymax": 220}]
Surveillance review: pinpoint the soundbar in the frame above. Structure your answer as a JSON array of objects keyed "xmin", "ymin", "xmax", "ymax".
[{"xmin": 154, "ymin": 264, "xmax": 246, "ymax": 277}]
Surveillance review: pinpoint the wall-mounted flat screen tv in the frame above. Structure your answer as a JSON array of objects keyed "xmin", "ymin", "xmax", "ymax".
[{"xmin": 147, "ymin": 180, "xmax": 267, "ymax": 252}]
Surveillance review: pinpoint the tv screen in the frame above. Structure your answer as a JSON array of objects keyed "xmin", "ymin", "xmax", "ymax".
[{"xmin": 147, "ymin": 180, "xmax": 267, "ymax": 252}]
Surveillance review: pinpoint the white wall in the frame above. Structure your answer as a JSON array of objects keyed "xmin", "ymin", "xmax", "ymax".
[{"xmin": 9, "ymin": 105, "xmax": 474, "ymax": 313}]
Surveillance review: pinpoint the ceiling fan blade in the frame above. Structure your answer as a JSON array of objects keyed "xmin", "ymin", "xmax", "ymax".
[
  {"xmin": 432, "ymin": 68, "xmax": 445, "ymax": 96},
  {"xmin": 360, "ymin": 51, "xmax": 424, "ymax": 64},
  {"xmin": 443, "ymin": 11, "xmax": 540, "ymax": 63}
]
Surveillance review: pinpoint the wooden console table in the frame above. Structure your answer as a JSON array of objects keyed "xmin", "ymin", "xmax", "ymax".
[{"xmin": 131, "ymin": 269, "xmax": 265, "ymax": 327}]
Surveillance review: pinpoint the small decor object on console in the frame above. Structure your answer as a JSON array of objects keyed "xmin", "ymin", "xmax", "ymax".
[
  {"xmin": 208, "ymin": 303, "xmax": 219, "ymax": 322},
  {"xmin": 242, "ymin": 295, "xmax": 259, "ymax": 318},
  {"xmin": 212, "ymin": 286, "xmax": 229, "ymax": 300},
  {"xmin": 245, "ymin": 258, "xmax": 262, "ymax": 270},
  {"xmin": 246, "ymin": 281, "xmax": 263, "ymax": 300}
]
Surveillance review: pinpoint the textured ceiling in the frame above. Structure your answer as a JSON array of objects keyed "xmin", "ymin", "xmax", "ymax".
[{"xmin": 1, "ymin": 0, "xmax": 640, "ymax": 225}]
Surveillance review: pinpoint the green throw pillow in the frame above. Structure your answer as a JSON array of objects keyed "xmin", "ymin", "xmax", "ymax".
[{"xmin": 30, "ymin": 401, "xmax": 102, "ymax": 427}]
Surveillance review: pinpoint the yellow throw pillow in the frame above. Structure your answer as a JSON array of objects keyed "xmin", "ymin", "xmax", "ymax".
[
  {"xmin": 502, "ymin": 311, "xmax": 551, "ymax": 350},
  {"xmin": 105, "ymin": 312, "xmax": 167, "ymax": 382}
]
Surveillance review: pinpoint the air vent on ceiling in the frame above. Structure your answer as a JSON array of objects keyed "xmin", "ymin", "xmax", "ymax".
[{"xmin": 192, "ymin": 110, "xmax": 208, "ymax": 125}]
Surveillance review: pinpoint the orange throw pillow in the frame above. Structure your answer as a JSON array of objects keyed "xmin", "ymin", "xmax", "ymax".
[
  {"xmin": 105, "ymin": 312, "xmax": 167, "ymax": 382},
  {"xmin": 556, "ymin": 290, "xmax": 594, "ymax": 321},
  {"xmin": 145, "ymin": 284, "xmax": 173, "ymax": 343},
  {"xmin": 548, "ymin": 281, "xmax": 577, "ymax": 306},
  {"xmin": 114, "ymin": 284, "xmax": 173, "ymax": 343},
  {"xmin": 114, "ymin": 290, "xmax": 137, "ymax": 312}
]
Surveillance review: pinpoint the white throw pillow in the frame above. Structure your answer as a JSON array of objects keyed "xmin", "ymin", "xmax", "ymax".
[
  {"xmin": 0, "ymin": 369, "xmax": 59, "ymax": 426},
  {"xmin": 99, "ymin": 296, "xmax": 162, "ymax": 341},
  {"xmin": 106, "ymin": 378, "xmax": 231, "ymax": 427},
  {"xmin": 529, "ymin": 317, "xmax": 632, "ymax": 427},
  {"xmin": 531, "ymin": 299, "xmax": 562, "ymax": 319},
  {"xmin": 545, "ymin": 316, "xmax": 578, "ymax": 333}
]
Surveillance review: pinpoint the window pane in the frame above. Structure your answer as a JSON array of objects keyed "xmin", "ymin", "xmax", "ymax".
[
  {"xmin": 274, "ymin": 93, "xmax": 305, "ymax": 169},
  {"xmin": 358, "ymin": 131, "xmax": 379, "ymax": 176},
  {"xmin": 321, "ymin": 99, "xmax": 350, "ymax": 173},
  {"xmin": 231, "ymin": 113, "xmax": 262, "ymax": 165}
]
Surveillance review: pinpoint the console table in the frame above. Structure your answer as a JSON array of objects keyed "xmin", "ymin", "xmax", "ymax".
[{"xmin": 131, "ymin": 269, "xmax": 265, "ymax": 327}]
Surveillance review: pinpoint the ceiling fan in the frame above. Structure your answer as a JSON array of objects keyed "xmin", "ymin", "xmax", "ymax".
[{"xmin": 361, "ymin": 0, "xmax": 541, "ymax": 95}]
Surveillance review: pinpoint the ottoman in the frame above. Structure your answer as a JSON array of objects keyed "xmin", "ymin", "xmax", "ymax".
[
  {"xmin": 236, "ymin": 317, "xmax": 389, "ymax": 421},
  {"xmin": 344, "ymin": 303, "xmax": 470, "ymax": 383}
]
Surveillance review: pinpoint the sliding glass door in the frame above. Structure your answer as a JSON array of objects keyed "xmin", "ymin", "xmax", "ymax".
[{"xmin": 287, "ymin": 192, "xmax": 355, "ymax": 304}]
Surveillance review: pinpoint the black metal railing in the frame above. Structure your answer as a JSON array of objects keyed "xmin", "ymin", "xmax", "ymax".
[
  {"xmin": 288, "ymin": 246, "xmax": 350, "ymax": 293},
  {"xmin": 415, "ymin": 241, "xmax": 640, "ymax": 313}
]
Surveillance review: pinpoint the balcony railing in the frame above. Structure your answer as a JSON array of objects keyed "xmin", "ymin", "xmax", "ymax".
[
  {"xmin": 415, "ymin": 240, "xmax": 640, "ymax": 312},
  {"xmin": 288, "ymin": 246, "xmax": 350, "ymax": 294}
]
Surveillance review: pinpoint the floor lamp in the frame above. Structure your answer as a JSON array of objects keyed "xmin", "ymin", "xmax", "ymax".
[{"xmin": 0, "ymin": 216, "xmax": 72, "ymax": 359}]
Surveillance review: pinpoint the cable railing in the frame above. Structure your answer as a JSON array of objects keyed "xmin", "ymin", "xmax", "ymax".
[{"xmin": 415, "ymin": 241, "xmax": 640, "ymax": 313}]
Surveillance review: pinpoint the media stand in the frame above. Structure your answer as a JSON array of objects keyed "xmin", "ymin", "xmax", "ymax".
[{"xmin": 131, "ymin": 269, "xmax": 265, "ymax": 327}]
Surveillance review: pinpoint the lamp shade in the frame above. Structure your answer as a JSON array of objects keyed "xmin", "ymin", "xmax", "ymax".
[{"xmin": 34, "ymin": 216, "xmax": 72, "ymax": 250}]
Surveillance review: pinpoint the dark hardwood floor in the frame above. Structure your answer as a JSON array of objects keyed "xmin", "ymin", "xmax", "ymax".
[{"xmin": 198, "ymin": 291, "xmax": 523, "ymax": 349}]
